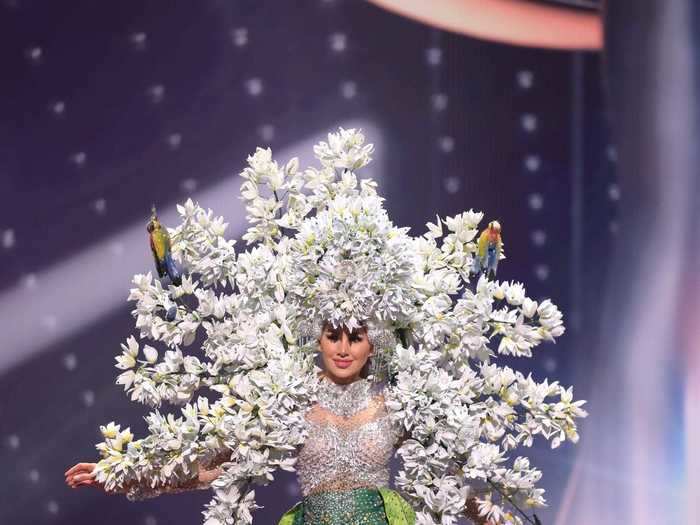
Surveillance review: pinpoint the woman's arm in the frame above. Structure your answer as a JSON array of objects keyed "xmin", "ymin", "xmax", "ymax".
[
  {"xmin": 65, "ymin": 449, "xmax": 232, "ymax": 500},
  {"xmin": 124, "ymin": 448, "xmax": 232, "ymax": 501}
]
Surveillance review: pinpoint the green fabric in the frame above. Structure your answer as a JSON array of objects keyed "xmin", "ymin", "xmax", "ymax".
[
  {"xmin": 378, "ymin": 488, "xmax": 416, "ymax": 524},
  {"xmin": 277, "ymin": 487, "xmax": 415, "ymax": 525},
  {"xmin": 278, "ymin": 501, "xmax": 303, "ymax": 525}
]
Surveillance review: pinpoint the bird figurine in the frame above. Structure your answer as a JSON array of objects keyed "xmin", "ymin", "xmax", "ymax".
[
  {"xmin": 147, "ymin": 204, "xmax": 182, "ymax": 287},
  {"xmin": 470, "ymin": 220, "xmax": 503, "ymax": 280}
]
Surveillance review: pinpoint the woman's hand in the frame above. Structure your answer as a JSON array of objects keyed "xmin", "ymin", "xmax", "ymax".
[
  {"xmin": 65, "ymin": 460, "xmax": 222, "ymax": 498},
  {"xmin": 65, "ymin": 462, "xmax": 116, "ymax": 493}
]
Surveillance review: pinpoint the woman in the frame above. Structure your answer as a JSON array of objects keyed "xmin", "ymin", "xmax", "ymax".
[
  {"xmin": 65, "ymin": 322, "xmax": 489, "ymax": 524},
  {"xmin": 64, "ymin": 129, "xmax": 580, "ymax": 524}
]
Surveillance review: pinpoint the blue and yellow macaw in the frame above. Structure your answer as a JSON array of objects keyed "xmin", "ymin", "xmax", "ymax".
[
  {"xmin": 471, "ymin": 220, "xmax": 503, "ymax": 280},
  {"xmin": 147, "ymin": 205, "xmax": 181, "ymax": 286},
  {"xmin": 146, "ymin": 205, "xmax": 182, "ymax": 286},
  {"xmin": 147, "ymin": 205, "xmax": 181, "ymax": 321}
]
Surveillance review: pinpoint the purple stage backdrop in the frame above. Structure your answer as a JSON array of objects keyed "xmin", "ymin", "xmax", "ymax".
[{"xmin": 1, "ymin": 1, "xmax": 629, "ymax": 525}]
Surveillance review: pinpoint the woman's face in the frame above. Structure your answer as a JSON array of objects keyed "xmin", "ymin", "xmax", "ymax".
[{"xmin": 318, "ymin": 323, "xmax": 373, "ymax": 385}]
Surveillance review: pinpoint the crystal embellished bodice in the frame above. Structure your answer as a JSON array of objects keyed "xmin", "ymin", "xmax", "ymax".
[{"xmin": 296, "ymin": 376, "xmax": 402, "ymax": 497}]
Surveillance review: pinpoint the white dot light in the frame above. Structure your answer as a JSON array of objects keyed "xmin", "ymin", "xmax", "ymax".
[
  {"xmin": 47, "ymin": 500, "xmax": 59, "ymax": 515},
  {"xmin": 517, "ymin": 69, "xmax": 534, "ymax": 89},
  {"xmin": 144, "ymin": 515, "xmax": 158, "ymax": 525},
  {"xmin": 607, "ymin": 145, "xmax": 618, "ymax": 162},
  {"xmin": 438, "ymin": 136, "xmax": 455, "ymax": 153},
  {"xmin": 524, "ymin": 154, "xmax": 541, "ymax": 172},
  {"xmin": 82, "ymin": 390, "xmax": 95, "ymax": 407},
  {"xmin": 608, "ymin": 183, "xmax": 621, "ymax": 201},
  {"xmin": 93, "ymin": 198, "xmax": 106, "ymax": 215},
  {"xmin": 148, "ymin": 84, "xmax": 165, "ymax": 104},
  {"xmin": 25, "ymin": 46, "xmax": 42, "ymax": 64},
  {"xmin": 29, "ymin": 469, "xmax": 40, "ymax": 483},
  {"xmin": 22, "ymin": 273, "xmax": 37, "ymax": 289},
  {"xmin": 521, "ymin": 113, "xmax": 538, "ymax": 133},
  {"xmin": 49, "ymin": 100, "xmax": 66, "ymax": 117},
  {"xmin": 7, "ymin": 434, "xmax": 20, "ymax": 450},
  {"xmin": 258, "ymin": 124, "xmax": 275, "ymax": 142},
  {"xmin": 329, "ymin": 32, "xmax": 347, "ymax": 52},
  {"xmin": 63, "ymin": 353, "xmax": 77, "ymax": 371},
  {"xmin": 528, "ymin": 193, "xmax": 544, "ymax": 211},
  {"xmin": 130, "ymin": 32, "xmax": 147, "ymax": 51},
  {"xmin": 425, "ymin": 47, "xmax": 442, "ymax": 66},
  {"xmin": 534, "ymin": 264, "xmax": 549, "ymax": 281},
  {"xmin": 2, "ymin": 229, "xmax": 15, "ymax": 249},
  {"xmin": 530, "ymin": 229, "xmax": 547, "ymax": 247},
  {"xmin": 245, "ymin": 77, "xmax": 263, "ymax": 96},
  {"xmin": 431, "ymin": 92, "xmax": 448, "ymax": 111},
  {"xmin": 340, "ymin": 81, "xmax": 357, "ymax": 99},
  {"xmin": 70, "ymin": 152, "xmax": 87, "ymax": 167},
  {"xmin": 167, "ymin": 133, "xmax": 182, "ymax": 150},
  {"xmin": 443, "ymin": 176, "xmax": 460, "ymax": 195},
  {"xmin": 543, "ymin": 357, "xmax": 557, "ymax": 372},
  {"xmin": 181, "ymin": 178, "xmax": 198, "ymax": 193},
  {"xmin": 230, "ymin": 27, "xmax": 248, "ymax": 47}
]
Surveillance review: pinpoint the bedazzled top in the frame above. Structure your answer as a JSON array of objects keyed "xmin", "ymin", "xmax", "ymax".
[{"xmin": 296, "ymin": 376, "xmax": 404, "ymax": 497}]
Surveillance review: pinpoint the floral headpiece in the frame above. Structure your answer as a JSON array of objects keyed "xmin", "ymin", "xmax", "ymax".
[{"xmin": 288, "ymin": 189, "xmax": 416, "ymax": 382}]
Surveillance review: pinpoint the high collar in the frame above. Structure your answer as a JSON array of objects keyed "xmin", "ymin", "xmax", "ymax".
[{"xmin": 316, "ymin": 376, "xmax": 372, "ymax": 416}]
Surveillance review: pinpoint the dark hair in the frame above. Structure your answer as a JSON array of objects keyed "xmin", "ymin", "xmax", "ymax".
[{"xmin": 359, "ymin": 357, "xmax": 371, "ymax": 379}]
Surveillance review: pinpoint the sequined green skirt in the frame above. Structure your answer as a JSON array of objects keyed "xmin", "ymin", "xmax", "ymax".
[{"xmin": 277, "ymin": 487, "xmax": 415, "ymax": 525}]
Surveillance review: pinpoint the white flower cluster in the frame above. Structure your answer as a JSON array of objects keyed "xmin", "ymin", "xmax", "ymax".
[
  {"xmin": 288, "ymin": 190, "xmax": 419, "ymax": 332},
  {"xmin": 169, "ymin": 199, "xmax": 237, "ymax": 289},
  {"xmin": 94, "ymin": 127, "xmax": 587, "ymax": 525}
]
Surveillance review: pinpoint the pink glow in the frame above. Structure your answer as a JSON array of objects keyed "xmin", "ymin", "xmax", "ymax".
[{"xmin": 367, "ymin": 0, "xmax": 602, "ymax": 50}]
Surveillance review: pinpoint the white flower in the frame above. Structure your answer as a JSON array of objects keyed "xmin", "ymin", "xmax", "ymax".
[
  {"xmin": 313, "ymin": 127, "xmax": 374, "ymax": 170},
  {"xmin": 143, "ymin": 345, "xmax": 158, "ymax": 364},
  {"xmin": 176, "ymin": 198, "xmax": 197, "ymax": 218},
  {"xmin": 505, "ymin": 282, "xmax": 525, "ymax": 306},
  {"xmin": 493, "ymin": 282, "xmax": 507, "ymax": 300},
  {"xmin": 115, "ymin": 353, "xmax": 136, "ymax": 370},
  {"xmin": 425, "ymin": 216, "xmax": 443, "ymax": 239},
  {"xmin": 536, "ymin": 299, "xmax": 558, "ymax": 318},
  {"xmin": 521, "ymin": 298, "xmax": 538, "ymax": 318},
  {"xmin": 444, "ymin": 212, "xmax": 479, "ymax": 243},
  {"xmin": 116, "ymin": 370, "xmax": 136, "ymax": 390},
  {"xmin": 100, "ymin": 421, "xmax": 120, "ymax": 439},
  {"xmin": 114, "ymin": 428, "xmax": 134, "ymax": 450},
  {"xmin": 120, "ymin": 335, "xmax": 139, "ymax": 357},
  {"xmin": 285, "ymin": 157, "xmax": 299, "ymax": 176}
]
